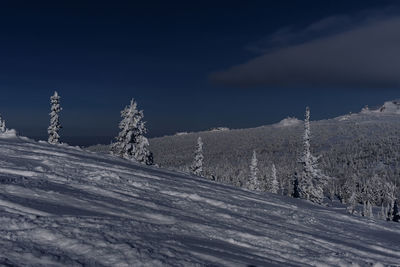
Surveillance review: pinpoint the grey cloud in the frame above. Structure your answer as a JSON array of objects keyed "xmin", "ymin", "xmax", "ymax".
[
  {"xmin": 211, "ymin": 15, "xmax": 400, "ymax": 89},
  {"xmin": 245, "ymin": 15, "xmax": 352, "ymax": 54}
]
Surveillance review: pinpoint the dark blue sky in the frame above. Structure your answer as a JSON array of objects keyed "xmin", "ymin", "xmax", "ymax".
[{"xmin": 1, "ymin": 1, "xmax": 400, "ymax": 145}]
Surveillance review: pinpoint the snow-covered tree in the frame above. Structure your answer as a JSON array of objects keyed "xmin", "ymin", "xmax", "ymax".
[
  {"xmin": 358, "ymin": 175, "xmax": 381, "ymax": 218},
  {"xmin": 268, "ymin": 163, "xmax": 279, "ymax": 193},
  {"xmin": 381, "ymin": 181, "xmax": 397, "ymax": 221},
  {"xmin": 247, "ymin": 150, "xmax": 260, "ymax": 190},
  {"xmin": 379, "ymin": 204, "xmax": 386, "ymax": 220},
  {"xmin": 0, "ymin": 114, "xmax": 6, "ymax": 133},
  {"xmin": 393, "ymin": 200, "xmax": 400, "ymax": 222},
  {"xmin": 191, "ymin": 137, "xmax": 204, "ymax": 176},
  {"xmin": 365, "ymin": 201, "xmax": 373, "ymax": 218},
  {"xmin": 111, "ymin": 99, "xmax": 153, "ymax": 165},
  {"xmin": 347, "ymin": 191, "xmax": 357, "ymax": 214},
  {"xmin": 48, "ymin": 91, "xmax": 62, "ymax": 144},
  {"xmin": 327, "ymin": 179, "xmax": 337, "ymax": 201},
  {"xmin": 297, "ymin": 107, "xmax": 328, "ymax": 204},
  {"xmin": 341, "ymin": 175, "xmax": 358, "ymax": 204},
  {"xmin": 292, "ymin": 172, "xmax": 300, "ymax": 198}
]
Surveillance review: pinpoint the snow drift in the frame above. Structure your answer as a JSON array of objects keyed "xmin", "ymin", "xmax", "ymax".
[{"xmin": 0, "ymin": 135, "xmax": 399, "ymax": 266}]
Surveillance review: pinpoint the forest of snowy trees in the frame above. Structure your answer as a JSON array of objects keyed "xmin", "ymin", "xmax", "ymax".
[
  {"xmin": 148, "ymin": 109, "xmax": 400, "ymax": 222},
  {"xmin": 1, "ymin": 91, "xmax": 399, "ymax": 222}
]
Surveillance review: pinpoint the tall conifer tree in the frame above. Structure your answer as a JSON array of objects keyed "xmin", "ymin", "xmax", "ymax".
[
  {"xmin": 248, "ymin": 150, "xmax": 260, "ymax": 190},
  {"xmin": 298, "ymin": 107, "xmax": 327, "ymax": 204},
  {"xmin": 191, "ymin": 137, "xmax": 204, "ymax": 176},
  {"xmin": 48, "ymin": 91, "xmax": 62, "ymax": 144}
]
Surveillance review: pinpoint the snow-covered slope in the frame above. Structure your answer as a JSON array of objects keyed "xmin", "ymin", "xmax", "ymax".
[{"xmin": 1, "ymin": 135, "xmax": 399, "ymax": 266}]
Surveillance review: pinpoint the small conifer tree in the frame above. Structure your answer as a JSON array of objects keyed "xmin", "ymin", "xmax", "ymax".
[
  {"xmin": 269, "ymin": 163, "xmax": 279, "ymax": 193},
  {"xmin": 380, "ymin": 204, "xmax": 386, "ymax": 220},
  {"xmin": 248, "ymin": 150, "xmax": 260, "ymax": 190},
  {"xmin": 393, "ymin": 200, "xmax": 399, "ymax": 222},
  {"xmin": 111, "ymin": 99, "xmax": 153, "ymax": 165},
  {"xmin": 191, "ymin": 137, "xmax": 204, "ymax": 176},
  {"xmin": 48, "ymin": 91, "xmax": 62, "ymax": 144},
  {"xmin": 367, "ymin": 201, "xmax": 374, "ymax": 218},
  {"xmin": 292, "ymin": 172, "xmax": 301, "ymax": 198},
  {"xmin": 347, "ymin": 191, "xmax": 357, "ymax": 214},
  {"xmin": 0, "ymin": 114, "xmax": 6, "ymax": 133}
]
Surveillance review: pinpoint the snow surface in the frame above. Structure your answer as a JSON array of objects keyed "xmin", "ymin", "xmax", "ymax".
[{"xmin": 1, "ymin": 134, "xmax": 400, "ymax": 266}]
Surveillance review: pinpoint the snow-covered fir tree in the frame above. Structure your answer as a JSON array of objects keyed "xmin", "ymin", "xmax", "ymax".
[
  {"xmin": 110, "ymin": 99, "xmax": 153, "ymax": 165},
  {"xmin": 358, "ymin": 175, "xmax": 381, "ymax": 218},
  {"xmin": 0, "ymin": 114, "xmax": 6, "ymax": 133},
  {"xmin": 269, "ymin": 163, "xmax": 279, "ymax": 193},
  {"xmin": 379, "ymin": 204, "xmax": 386, "ymax": 220},
  {"xmin": 292, "ymin": 172, "xmax": 300, "ymax": 198},
  {"xmin": 297, "ymin": 107, "xmax": 328, "ymax": 204},
  {"xmin": 381, "ymin": 181, "xmax": 397, "ymax": 221},
  {"xmin": 347, "ymin": 191, "xmax": 357, "ymax": 214},
  {"xmin": 247, "ymin": 150, "xmax": 260, "ymax": 190},
  {"xmin": 48, "ymin": 91, "xmax": 62, "ymax": 144},
  {"xmin": 365, "ymin": 201, "xmax": 374, "ymax": 218},
  {"xmin": 190, "ymin": 137, "xmax": 204, "ymax": 176},
  {"xmin": 393, "ymin": 200, "xmax": 400, "ymax": 222}
]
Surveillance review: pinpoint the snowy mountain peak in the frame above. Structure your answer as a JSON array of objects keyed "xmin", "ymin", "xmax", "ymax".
[
  {"xmin": 378, "ymin": 100, "xmax": 400, "ymax": 113},
  {"xmin": 361, "ymin": 100, "xmax": 400, "ymax": 114}
]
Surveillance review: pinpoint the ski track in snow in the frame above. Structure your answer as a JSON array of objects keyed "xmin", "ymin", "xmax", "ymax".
[{"xmin": 0, "ymin": 136, "xmax": 399, "ymax": 266}]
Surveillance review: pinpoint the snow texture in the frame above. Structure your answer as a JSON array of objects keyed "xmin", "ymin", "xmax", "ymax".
[{"xmin": 1, "ymin": 135, "xmax": 399, "ymax": 266}]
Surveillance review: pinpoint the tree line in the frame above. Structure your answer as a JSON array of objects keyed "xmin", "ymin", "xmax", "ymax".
[{"xmin": 177, "ymin": 105, "xmax": 400, "ymax": 222}]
